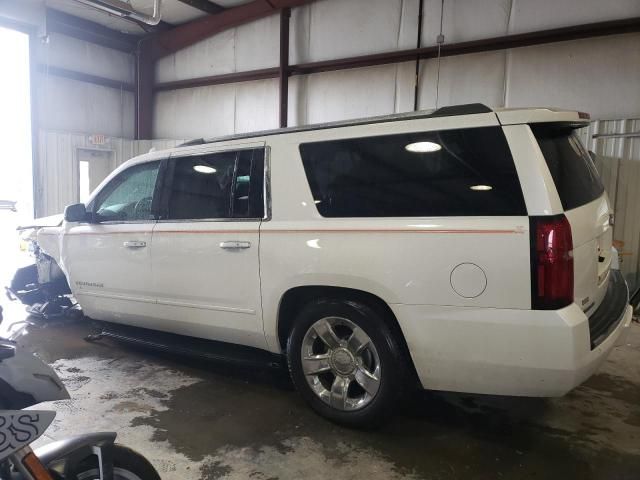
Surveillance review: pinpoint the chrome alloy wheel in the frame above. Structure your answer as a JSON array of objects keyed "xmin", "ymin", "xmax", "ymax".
[{"xmin": 301, "ymin": 316, "xmax": 381, "ymax": 411}]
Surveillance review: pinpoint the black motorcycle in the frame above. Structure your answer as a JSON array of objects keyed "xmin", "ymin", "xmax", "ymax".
[{"xmin": 0, "ymin": 307, "xmax": 161, "ymax": 480}]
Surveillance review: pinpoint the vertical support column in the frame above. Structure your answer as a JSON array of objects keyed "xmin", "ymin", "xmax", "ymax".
[
  {"xmin": 279, "ymin": 7, "xmax": 291, "ymax": 129},
  {"xmin": 29, "ymin": 29, "xmax": 41, "ymax": 218},
  {"xmin": 136, "ymin": 39, "xmax": 154, "ymax": 140},
  {"xmin": 413, "ymin": 0, "xmax": 424, "ymax": 111}
]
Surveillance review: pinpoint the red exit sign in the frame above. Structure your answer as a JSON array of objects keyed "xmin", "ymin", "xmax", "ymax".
[{"xmin": 89, "ymin": 134, "xmax": 106, "ymax": 145}]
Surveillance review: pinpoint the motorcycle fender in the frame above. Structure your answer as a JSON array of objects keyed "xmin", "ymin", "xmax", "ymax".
[
  {"xmin": 0, "ymin": 410, "xmax": 55, "ymax": 461},
  {"xmin": 35, "ymin": 432, "xmax": 117, "ymax": 479},
  {"xmin": 34, "ymin": 432, "xmax": 116, "ymax": 480}
]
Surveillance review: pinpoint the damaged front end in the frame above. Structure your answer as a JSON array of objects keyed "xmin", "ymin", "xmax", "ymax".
[{"xmin": 5, "ymin": 216, "xmax": 78, "ymax": 319}]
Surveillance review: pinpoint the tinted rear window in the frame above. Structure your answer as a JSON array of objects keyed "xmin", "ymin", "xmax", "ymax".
[
  {"xmin": 532, "ymin": 125, "xmax": 604, "ymax": 211},
  {"xmin": 299, "ymin": 127, "xmax": 526, "ymax": 217}
]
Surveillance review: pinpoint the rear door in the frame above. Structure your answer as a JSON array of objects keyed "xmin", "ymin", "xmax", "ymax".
[
  {"xmin": 531, "ymin": 124, "xmax": 612, "ymax": 313},
  {"xmin": 150, "ymin": 144, "xmax": 267, "ymax": 348}
]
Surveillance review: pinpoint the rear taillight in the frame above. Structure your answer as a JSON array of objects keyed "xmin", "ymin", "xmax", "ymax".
[{"xmin": 530, "ymin": 215, "xmax": 574, "ymax": 310}]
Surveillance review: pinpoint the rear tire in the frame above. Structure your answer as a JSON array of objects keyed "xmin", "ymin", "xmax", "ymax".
[
  {"xmin": 73, "ymin": 444, "xmax": 160, "ymax": 480},
  {"xmin": 287, "ymin": 298, "xmax": 407, "ymax": 428}
]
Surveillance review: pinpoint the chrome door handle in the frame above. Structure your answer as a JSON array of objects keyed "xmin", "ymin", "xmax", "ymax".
[
  {"xmin": 220, "ymin": 241, "xmax": 251, "ymax": 249},
  {"xmin": 123, "ymin": 241, "xmax": 147, "ymax": 248}
]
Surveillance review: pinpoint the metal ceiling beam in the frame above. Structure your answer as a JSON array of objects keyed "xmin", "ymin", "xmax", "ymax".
[
  {"xmin": 148, "ymin": 0, "xmax": 315, "ymax": 60},
  {"xmin": 46, "ymin": 8, "xmax": 138, "ymax": 52},
  {"xmin": 176, "ymin": 0, "xmax": 225, "ymax": 15},
  {"xmin": 37, "ymin": 65, "xmax": 135, "ymax": 91},
  {"xmin": 154, "ymin": 67, "xmax": 279, "ymax": 91},
  {"xmin": 290, "ymin": 16, "xmax": 640, "ymax": 76},
  {"xmin": 0, "ymin": 16, "xmax": 35, "ymax": 35},
  {"xmin": 154, "ymin": 16, "xmax": 640, "ymax": 92}
]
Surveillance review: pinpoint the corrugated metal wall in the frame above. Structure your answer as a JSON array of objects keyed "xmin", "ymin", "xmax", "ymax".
[
  {"xmin": 35, "ymin": 130, "xmax": 183, "ymax": 217},
  {"xmin": 36, "ymin": 33, "xmax": 135, "ymax": 138},
  {"xmin": 580, "ymin": 120, "xmax": 640, "ymax": 291},
  {"xmin": 154, "ymin": 0, "xmax": 640, "ymax": 139}
]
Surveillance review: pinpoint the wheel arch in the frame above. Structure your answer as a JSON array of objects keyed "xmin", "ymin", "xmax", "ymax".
[{"xmin": 276, "ymin": 285, "xmax": 420, "ymax": 387}]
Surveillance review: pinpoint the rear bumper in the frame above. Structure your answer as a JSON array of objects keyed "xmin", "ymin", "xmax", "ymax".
[
  {"xmin": 392, "ymin": 290, "xmax": 632, "ymax": 397},
  {"xmin": 588, "ymin": 269, "xmax": 629, "ymax": 348}
]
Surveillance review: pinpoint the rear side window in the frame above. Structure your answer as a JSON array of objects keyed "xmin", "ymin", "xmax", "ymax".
[
  {"xmin": 532, "ymin": 125, "xmax": 604, "ymax": 211},
  {"xmin": 299, "ymin": 127, "xmax": 526, "ymax": 217},
  {"xmin": 162, "ymin": 148, "xmax": 264, "ymax": 220}
]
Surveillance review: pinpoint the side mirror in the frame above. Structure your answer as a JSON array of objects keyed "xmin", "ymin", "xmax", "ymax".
[{"xmin": 64, "ymin": 203, "xmax": 87, "ymax": 223}]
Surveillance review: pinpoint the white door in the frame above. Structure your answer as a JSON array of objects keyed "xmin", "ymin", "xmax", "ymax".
[
  {"xmin": 78, "ymin": 148, "xmax": 114, "ymax": 202},
  {"xmin": 150, "ymin": 145, "xmax": 267, "ymax": 348},
  {"xmin": 61, "ymin": 160, "xmax": 162, "ymax": 325}
]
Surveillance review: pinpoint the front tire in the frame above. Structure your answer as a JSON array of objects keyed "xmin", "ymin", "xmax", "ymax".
[
  {"xmin": 287, "ymin": 298, "xmax": 407, "ymax": 427},
  {"xmin": 74, "ymin": 444, "xmax": 160, "ymax": 480}
]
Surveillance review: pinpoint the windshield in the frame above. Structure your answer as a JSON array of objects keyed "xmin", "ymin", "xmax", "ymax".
[{"xmin": 532, "ymin": 124, "xmax": 604, "ymax": 211}]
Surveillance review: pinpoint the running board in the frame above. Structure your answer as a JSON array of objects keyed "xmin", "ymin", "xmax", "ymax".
[{"xmin": 88, "ymin": 322, "xmax": 285, "ymax": 370}]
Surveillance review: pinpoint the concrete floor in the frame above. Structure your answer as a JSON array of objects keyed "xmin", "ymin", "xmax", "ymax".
[{"xmin": 1, "ymin": 273, "xmax": 639, "ymax": 479}]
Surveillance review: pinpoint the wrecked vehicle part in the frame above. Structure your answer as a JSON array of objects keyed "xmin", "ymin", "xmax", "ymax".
[
  {"xmin": 7, "ymin": 264, "xmax": 44, "ymax": 305},
  {"xmin": 6, "ymin": 224, "xmax": 77, "ymax": 320},
  {"xmin": 26, "ymin": 296, "xmax": 81, "ymax": 320},
  {"xmin": 8, "ymin": 252, "xmax": 71, "ymax": 304},
  {"xmin": 16, "ymin": 214, "xmax": 64, "ymax": 231},
  {"xmin": 36, "ymin": 251, "xmax": 71, "ymax": 295}
]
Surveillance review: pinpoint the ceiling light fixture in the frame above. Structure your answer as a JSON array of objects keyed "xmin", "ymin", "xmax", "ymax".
[
  {"xmin": 193, "ymin": 165, "xmax": 216, "ymax": 174},
  {"xmin": 470, "ymin": 185, "xmax": 493, "ymax": 191},
  {"xmin": 405, "ymin": 141, "xmax": 442, "ymax": 153}
]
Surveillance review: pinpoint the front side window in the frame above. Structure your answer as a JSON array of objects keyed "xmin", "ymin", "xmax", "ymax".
[
  {"xmin": 164, "ymin": 148, "xmax": 264, "ymax": 220},
  {"xmin": 92, "ymin": 161, "xmax": 160, "ymax": 222},
  {"xmin": 299, "ymin": 127, "xmax": 526, "ymax": 217}
]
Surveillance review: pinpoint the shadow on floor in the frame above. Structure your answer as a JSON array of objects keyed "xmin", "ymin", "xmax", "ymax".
[{"xmin": 4, "ymin": 307, "xmax": 640, "ymax": 480}]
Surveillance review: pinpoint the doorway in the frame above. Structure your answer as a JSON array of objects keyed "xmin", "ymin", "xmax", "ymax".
[
  {"xmin": 78, "ymin": 148, "xmax": 114, "ymax": 203},
  {"xmin": 0, "ymin": 26, "xmax": 33, "ymax": 278},
  {"xmin": 0, "ymin": 26, "xmax": 33, "ymax": 219}
]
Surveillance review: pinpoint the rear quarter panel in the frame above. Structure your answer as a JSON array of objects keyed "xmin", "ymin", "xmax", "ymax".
[{"xmin": 260, "ymin": 118, "xmax": 533, "ymax": 353}]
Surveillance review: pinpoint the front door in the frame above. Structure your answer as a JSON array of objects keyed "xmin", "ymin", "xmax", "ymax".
[
  {"xmin": 61, "ymin": 160, "xmax": 162, "ymax": 325},
  {"xmin": 150, "ymin": 145, "xmax": 266, "ymax": 348}
]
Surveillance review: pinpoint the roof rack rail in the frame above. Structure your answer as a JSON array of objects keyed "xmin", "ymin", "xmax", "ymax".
[
  {"xmin": 430, "ymin": 103, "xmax": 492, "ymax": 117},
  {"xmin": 177, "ymin": 138, "xmax": 206, "ymax": 147},
  {"xmin": 186, "ymin": 103, "xmax": 493, "ymax": 147}
]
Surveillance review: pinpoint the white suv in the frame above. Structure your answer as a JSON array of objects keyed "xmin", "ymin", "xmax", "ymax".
[{"xmin": 37, "ymin": 104, "xmax": 632, "ymax": 426}]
